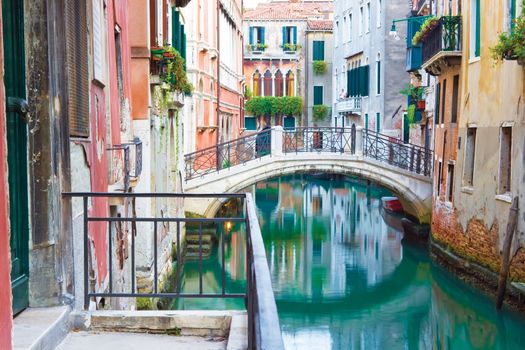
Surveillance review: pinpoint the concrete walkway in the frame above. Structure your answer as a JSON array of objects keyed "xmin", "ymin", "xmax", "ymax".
[{"xmin": 57, "ymin": 331, "xmax": 227, "ymax": 350}]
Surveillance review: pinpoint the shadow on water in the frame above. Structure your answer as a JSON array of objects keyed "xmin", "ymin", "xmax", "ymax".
[{"xmin": 175, "ymin": 174, "xmax": 525, "ymax": 349}]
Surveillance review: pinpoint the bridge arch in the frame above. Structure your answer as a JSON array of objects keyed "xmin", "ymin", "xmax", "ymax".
[{"xmin": 184, "ymin": 154, "xmax": 432, "ymax": 223}]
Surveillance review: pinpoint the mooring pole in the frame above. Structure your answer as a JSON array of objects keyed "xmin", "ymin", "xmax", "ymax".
[{"xmin": 496, "ymin": 196, "xmax": 519, "ymax": 310}]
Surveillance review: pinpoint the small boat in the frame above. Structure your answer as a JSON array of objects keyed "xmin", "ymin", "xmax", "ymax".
[
  {"xmin": 401, "ymin": 218, "xmax": 430, "ymax": 242},
  {"xmin": 381, "ymin": 196, "xmax": 404, "ymax": 213}
]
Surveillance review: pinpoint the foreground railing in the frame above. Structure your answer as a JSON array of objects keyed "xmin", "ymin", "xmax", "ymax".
[
  {"xmin": 283, "ymin": 127, "xmax": 356, "ymax": 154},
  {"xmin": 185, "ymin": 129, "xmax": 271, "ymax": 180},
  {"xmin": 62, "ymin": 192, "xmax": 284, "ymax": 350},
  {"xmin": 363, "ymin": 131, "xmax": 433, "ymax": 176}
]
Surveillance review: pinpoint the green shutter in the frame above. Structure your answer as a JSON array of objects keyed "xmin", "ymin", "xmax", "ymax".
[
  {"xmin": 292, "ymin": 26, "xmax": 297, "ymax": 44},
  {"xmin": 365, "ymin": 114, "xmax": 369, "ymax": 130},
  {"xmin": 376, "ymin": 113, "xmax": 380, "ymax": 133},
  {"xmin": 172, "ymin": 8, "xmax": 180, "ymax": 52},
  {"xmin": 249, "ymin": 27, "xmax": 254, "ymax": 45},
  {"xmin": 260, "ymin": 27, "xmax": 265, "ymax": 44},
  {"xmin": 314, "ymin": 86, "xmax": 323, "ymax": 105},
  {"xmin": 511, "ymin": 0, "xmax": 517, "ymax": 31},
  {"xmin": 347, "ymin": 70, "xmax": 351, "ymax": 96},
  {"xmin": 282, "ymin": 26, "xmax": 287, "ymax": 45},
  {"xmin": 313, "ymin": 41, "xmax": 325, "ymax": 60},
  {"xmin": 364, "ymin": 65, "xmax": 369, "ymax": 96},
  {"xmin": 319, "ymin": 41, "xmax": 325, "ymax": 60},
  {"xmin": 403, "ymin": 114, "xmax": 409, "ymax": 143},
  {"xmin": 475, "ymin": 0, "xmax": 480, "ymax": 57}
]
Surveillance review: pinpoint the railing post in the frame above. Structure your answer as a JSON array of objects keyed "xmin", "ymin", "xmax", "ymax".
[
  {"xmin": 216, "ymin": 143, "xmax": 220, "ymax": 171},
  {"xmin": 271, "ymin": 126, "xmax": 283, "ymax": 157},
  {"xmin": 350, "ymin": 124, "xmax": 356, "ymax": 154}
]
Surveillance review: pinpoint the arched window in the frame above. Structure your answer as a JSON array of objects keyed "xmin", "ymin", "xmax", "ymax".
[
  {"xmin": 253, "ymin": 70, "xmax": 261, "ymax": 97},
  {"xmin": 274, "ymin": 70, "xmax": 283, "ymax": 97},
  {"xmin": 264, "ymin": 70, "xmax": 272, "ymax": 96},
  {"xmin": 285, "ymin": 71, "xmax": 295, "ymax": 97}
]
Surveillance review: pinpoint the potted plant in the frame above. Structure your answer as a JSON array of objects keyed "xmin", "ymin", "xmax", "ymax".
[
  {"xmin": 416, "ymin": 100, "xmax": 426, "ymax": 110},
  {"xmin": 412, "ymin": 16, "xmax": 439, "ymax": 46},
  {"xmin": 313, "ymin": 105, "xmax": 328, "ymax": 122},
  {"xmin": 151, "ymin": 46, "xmax": 164, "ymax": 61},
  {"xmin": 256, "ymin": 43, "xmax": 268, "ymax": 51},
  {"xmin": 313, "ymin": 60, "xmax": 327, "ymax": 75},
  {"xmin": 491, "ymin": 2, "xmax": 525, "ymax": 66}
]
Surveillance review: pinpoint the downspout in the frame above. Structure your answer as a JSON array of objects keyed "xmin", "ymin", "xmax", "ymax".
[
  {"xmin": 216, "ymin": 0, "xmax": 221, "ymax": 170},
  {"xmin": 304, "ymin": 23, "xmax": 309, "ymax": 127}
]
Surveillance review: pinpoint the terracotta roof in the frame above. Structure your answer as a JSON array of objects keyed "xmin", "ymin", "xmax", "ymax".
[
  {"xmin": 307, "ymin": 19, "xmax": 332, "ymax": 30},
  {"xmin": 244, "ymin": 1, "xmax": 333, "ymax": 21}
]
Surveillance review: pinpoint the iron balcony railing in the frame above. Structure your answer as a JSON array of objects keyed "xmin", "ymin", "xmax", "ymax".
[
  {"xmin": 363, "ymin": 131, "xmax": 433, "ymax": 176},
  {"xmin": 422, "ymin": 16, "xmax": 462, "ymax": 65},
  {"xmin": 107, "ymin": 138, "xmax": 143, "ymax": 191},
  {"xmin": 62, "ymin": 192, "xmax": 284, "ymax": 350},
  {"xmin": 184, "ymin": 129, "xmax": 271, "ymax": 180},
  {"xmin": 283, "ymin": 126, "xmax": 356, "ymax": 154}
]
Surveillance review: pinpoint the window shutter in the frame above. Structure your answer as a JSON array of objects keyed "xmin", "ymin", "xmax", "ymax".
[
  {"xmin": 172, "ymin": 9, "xmax": 180, "ymax": 51},
  {"xmin": 261, "ymin": 27, "xmax": 265, "ymax": 44},
  {"xmin": 319, "ymin": 41, "xmax": 325, "ymax": 60},
  {"xmin": 376, "ymin": 113, "xmax": 381, "ymax": 133},
  {"xmin": 435, "ymin": 83, "xmax": 441, "ymax": 124},
  {"xmin": 363, "ymin": 65, "xmax": 370, "ymax": 96},
  {"xmin": 376, "ymin": 61, "xmax": 381, "ymax": 95},
  {"xmin": 475, "ymin": 0, "xmax": 481, "ymax": 56},
  {"xmin": 314, "ymin": 86, "xmax": 323, "ymax": 105},
  {"xmin": 66, "ymin": 0, "xmax": 90, "ymax": 137},
  {"xmin": 282, "ymin": 26, "xmax": 286, "ymax": 45},
  {"xmin": 292, "ymin": 26, "xmax": 297, "ymax": 44},
  {"xmin": 347, "ymin": 70, "xmax": 351, "ymax": 96},
  {"xmin": 249, "ymin": 27, "xmax": 254, "ymax": 45}
]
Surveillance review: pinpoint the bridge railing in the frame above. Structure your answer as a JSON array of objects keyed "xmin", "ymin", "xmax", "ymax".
[
  {"xmin": 185, "ymin": 129, "xmax": 271, "ymax": 180},
  {"xmin": 283, "ymin": 127, "xmax": 356, "ymax": 154},
  {"xmin": 363, "ymin": 130, "xmax": 433, "ymax": 177}
]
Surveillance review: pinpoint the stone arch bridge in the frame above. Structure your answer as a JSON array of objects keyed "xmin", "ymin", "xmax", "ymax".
[{"xmin": 183, "ymin": 127, "xmax": 434, "ymax": 223}]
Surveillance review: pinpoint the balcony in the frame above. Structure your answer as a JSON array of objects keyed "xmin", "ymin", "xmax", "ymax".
[
  {"xmin": 336, "ymin": 97, "xmax": 362, "ymax": 115},
  {"xmin": 421, "ymin": 16, "xmax": 462, "ymax": 76},
  {"xmin": 406, "ymin": 19, "xmax": 423, "ymax": 72}
]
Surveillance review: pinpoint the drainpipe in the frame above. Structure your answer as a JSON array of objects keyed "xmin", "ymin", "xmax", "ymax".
[
  {"xmin": 304, "ymin": 25, "xmax": 309, "ymax": 127},
  {"xmin": 216, "ymin": 0, "xmax": 221, "ymax": 170}
]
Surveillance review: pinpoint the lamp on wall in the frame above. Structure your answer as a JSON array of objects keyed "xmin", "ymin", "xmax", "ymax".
[{"xmin": 388, "ymin": 15, "xmax": 434, "ymax": 41}]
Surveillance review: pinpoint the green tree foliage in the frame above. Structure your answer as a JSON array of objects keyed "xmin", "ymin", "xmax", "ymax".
[
  {"xmin": 313, "ymin": 60, "xmax": 327, "ymax": 75},
  {"xmin": 312, "ymin": 105, "xmax": 328, "ymax": 122},
  {"xmin": 245, "ymin": 96, "xmax": 303, "ymax": 118}
]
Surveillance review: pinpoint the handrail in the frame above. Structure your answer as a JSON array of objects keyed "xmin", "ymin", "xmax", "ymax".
[{"xmin": 62, "ymin": 192, "xmax": 285, "ymax": 349}]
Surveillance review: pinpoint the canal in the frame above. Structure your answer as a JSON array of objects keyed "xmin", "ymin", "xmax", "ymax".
[{"xmin": 178, "ymin": 174, "xmax": 525, "ymax": 349}]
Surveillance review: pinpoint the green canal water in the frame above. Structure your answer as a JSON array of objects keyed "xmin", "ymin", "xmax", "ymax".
[{"xmin": 178, "ymin": 175, "xmax": 525, "ymax": 349}]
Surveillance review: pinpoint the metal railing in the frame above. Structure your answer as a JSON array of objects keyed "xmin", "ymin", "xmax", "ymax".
[
  {"xmin": 62, "ymin": 192, "xmax": 284, "ymax": 350},
  {"xmin": 422, "ymin": 16, "xmax": 462, "ymax": 64},
  {"xmin": 107, "ymin": 138, "xmax": 143, "ymax": 191},
  {"xmin": 283, "ymin": 126, "xmax": 356, "ymax": 154},
  {"xmin": 363, "ymin": 131, "xmax": 433, "ymax": 177},
  {"xmin": 184, "ymin": 129, "xmax": 271, "ymax": 180}
]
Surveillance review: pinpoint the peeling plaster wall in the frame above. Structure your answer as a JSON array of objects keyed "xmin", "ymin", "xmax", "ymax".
[{"xmin": 431, "ymin": 0, "xmax": 525, "ymax": 281}]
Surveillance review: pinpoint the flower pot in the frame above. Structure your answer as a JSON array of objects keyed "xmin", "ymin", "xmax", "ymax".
[{"xmin": 416, "ymin": 100, "xmax": 426, "ymax": 110}]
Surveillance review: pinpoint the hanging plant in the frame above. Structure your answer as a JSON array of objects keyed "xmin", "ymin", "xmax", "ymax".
[
  {"xmin": 491, "ymin": 1, "xmax": 525, "ymax": 65},
  {"xmin": 412, "ymin": 16, "xmax": 440, "ymax": 46},
  {"xmin": 312, "ymin": 105, "xmax": 328, "ymax": 122},
  {"xmin": 406, "ymin": 104, "xmax": 417, "ymax": 124},
  {"xmin": 161, "ymin": 46, "xmax": 193, "ymax": 95},
  {"xmin": 400, "ymin": 83, "xmax": 424, "ymax": 101},
  {"xmin": 313, "ymin": 60, "xmax": 328, "ymax": 75}
]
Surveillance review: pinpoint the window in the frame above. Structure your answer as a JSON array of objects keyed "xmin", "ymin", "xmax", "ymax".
[
  {"xmin": 359, "ymin": 7, "xmax": 363, "ymax": 35},
  {"xmin": 376, "ymin": 113, "xmax": 380, "ymax": 133},
  {"xmin": 282, "ymin": 26, "xmax": 297, "ymax": 45},
  {"xmin": 508, "ymin": 0, "xmax": 517, "ymax": 31},
  {"xmin": 367, "ymin": 2, "xmax": 371, "ymax": 32},
  {"xmin": 451, "ymin": 75, "xmax": 459, "ymax": 123},
  {"xmin": 274, "ymin": 70, "xmax": 283, "ymax": 97},
  {"xmin": 470, "ymin": 0, "xmax": 480, "ymax": 57},
  {"xmin": 245, "ymin": 117, "xmax": 257, "ymax": 130},
  {"xmin": 347, "ymin": 64, "xmax": 370, "ymax": 97},
  {"xmin": 447, "ymin": 164, "xmax": 455, "ymax": 202},
  {"xmin": 499, "ymin": 126, "xmax": 512, "ymax": 194},
  {"xmin": 365, "ymin": 113, "xmax": 369, "ymax": 130},
  {"xmin": 376, "ymin": 54, "xmax": 381, "ymax": 95},
  {"xmin": 349, "ymin": 14, "xmax": 353, "ymax": 41},
  {"xmin": 463, "ymin": 127, "xmax": 476, "ymax": 186},
  {"xmin": 263, "ymin": 70, "xmax": 272, "ymax": 96},
  {"xmin": 313, "ymin": 86, "xmax": 324, "ymax": 105},
  {"xmin": 313, "ymin": 41, "xmax": 325, "ymax": 60},
  {"xmin": 437, "ymin": 161, "xmax": 443, "ymax": 195},
  {"xmin": 249, "ymin": 26, "xmax": 266, "ymax": 45},
  {"xmin": 440, "ymin": 79, "xmax": 447, "ymax": 124},
  {"xmin": 286, "ymin": 71, "xmax": 295, "ymax": 96},
  {"xmin": 434, "ymin": 83, "xmax": 441, "ymax": 124},
  {"xmin": 198, "ymin": 79, "xmax": 204, "ymax": 125},
  {"xmin": 377, "ymin": 0, "xmax": 382, "ymax": 28},
  {"xmin": 253, "ymin": 70, "xmax": 261, "ymax": 97}
]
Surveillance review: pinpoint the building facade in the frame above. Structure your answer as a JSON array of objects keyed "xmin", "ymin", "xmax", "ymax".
[
  {"xmin": 243, "ymin": 0, "xmax": 333, "ymax": 130},
  {"xmin": 333, "ymin": 0, "xmax": 408, "ymax": 136},
  {"xmin": 182, "ymin": 0, "xmax": 244, "ymax": 153},
  {"xmin": 423, "ymin": 0, "xmax": 525, "ymax": 283}
]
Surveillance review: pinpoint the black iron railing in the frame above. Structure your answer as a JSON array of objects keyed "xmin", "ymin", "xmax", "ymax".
[
  {"xmin": 283, "ymin": 126, "xmax": 356, "ymax": 154},
  {"xmin": 184, "ymin": 129, "xmax": 271, "ymax": 180},
  {"xmin": 62, "ymin": 192, "xmax": 284, "ymax": 350},
  {"xmin": 422, "ymin": 16, "xmax": 462, "ymax": 64},
  {"xmin": 363, "ymin": 131, "xmax": 433, "ymax": 177}
]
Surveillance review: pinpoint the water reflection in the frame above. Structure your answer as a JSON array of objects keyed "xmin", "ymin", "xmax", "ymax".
[{"xmin": 253, "ymin": 175, "xmax": 525, "ymax": 350}]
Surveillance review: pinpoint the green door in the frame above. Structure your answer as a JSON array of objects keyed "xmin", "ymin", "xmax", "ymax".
[{"xmin": 3, "ymin": 0, "xmax": 29, "ymax": 315}]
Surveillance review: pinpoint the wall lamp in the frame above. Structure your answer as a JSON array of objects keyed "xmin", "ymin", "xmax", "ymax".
[{"xmin": 389, "ymin": 15, "xmax": 433, "ymax": 41}]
